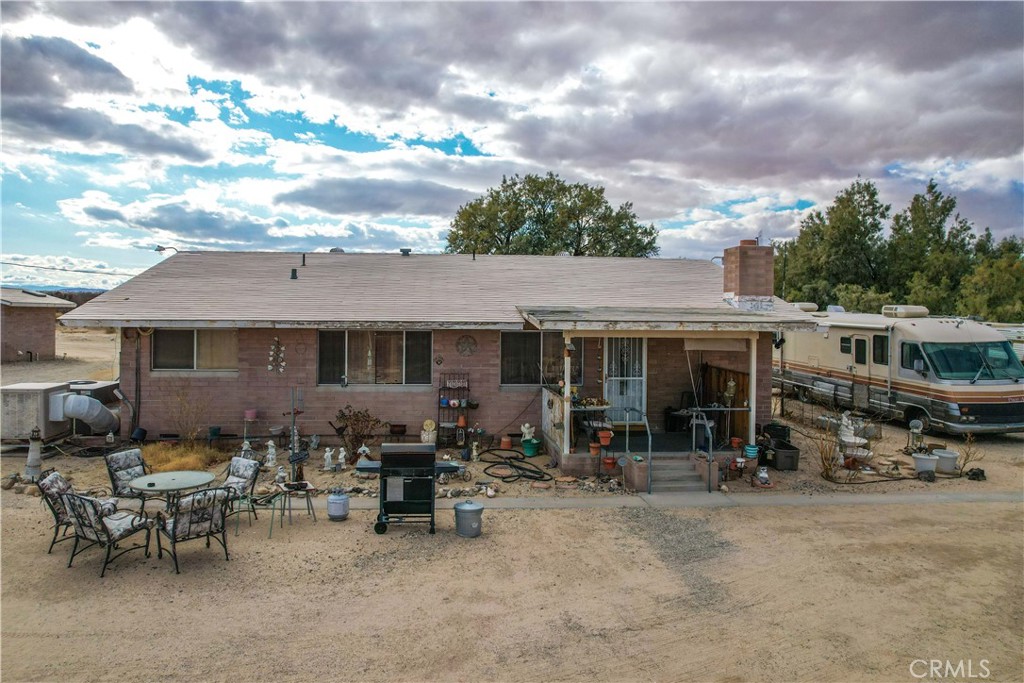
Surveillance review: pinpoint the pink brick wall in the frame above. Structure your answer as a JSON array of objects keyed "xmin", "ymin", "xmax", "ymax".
[
  {"xmin": 1, "ymin": 307, "xmax": 59, "ymax": 362},
  {"xmin": 119, "ymin": 328, "xmax": 541, "ymax": 443},
  {"xmin": 697, "ymin": 333, "xmax": 774, "ymax": 429}
]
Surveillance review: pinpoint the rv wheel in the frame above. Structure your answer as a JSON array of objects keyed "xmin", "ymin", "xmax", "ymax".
[{"xmin": 906, "ymin": 410, "xmax": 931, "ymax": 434}]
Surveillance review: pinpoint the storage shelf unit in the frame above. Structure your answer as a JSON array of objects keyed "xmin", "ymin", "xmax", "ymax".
[{"xmin": 437, "ymin": 372, "xmax": 469, "ymax": 448}]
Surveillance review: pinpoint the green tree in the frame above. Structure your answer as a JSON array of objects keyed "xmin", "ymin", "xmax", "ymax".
[
  {"xmin": 832, "ymin": 284, "xmax": 895, "ymax": 314},
  {"xmin": 446, "ymin": 173, "xmax": 659, "ymax": 257},
  {"xmin": 957, "ymin": 239, "xmax": 1024, "ymax": 322},
  {"xmin": 885, "ymin": 180, "xmax": 975, "ymax": 313},
  {"xmin": 773, "ymin": 178, "xmax": 889, "ymax": 308}
]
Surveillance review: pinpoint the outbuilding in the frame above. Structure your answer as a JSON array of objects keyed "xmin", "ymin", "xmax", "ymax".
[{"xmin": 1, "ymin": 287, "xmax": 76, "ymax": 362}]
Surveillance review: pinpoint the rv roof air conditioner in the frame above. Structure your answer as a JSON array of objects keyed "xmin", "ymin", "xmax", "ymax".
[
  {"xmin": 826, "ymin": 305, "xmax": 846, "ymax": 313},
  {"xmin": 882, "ymin": 305, "xmax": 929, "ymax": 319},
  {"xmin": 793, "ymin": 302, "xmax": 818, "ymax": 312}
]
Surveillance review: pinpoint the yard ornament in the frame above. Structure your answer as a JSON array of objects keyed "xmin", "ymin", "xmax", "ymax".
[
  {"xmin": 520, "ymin": 423, "xmax": 535, "ymax": 440},
  {"xmin": 265, "ymin": 441, "xmax": 277, "ymax": 467},
  {"xmin": 275, "ymin": 466, "xmax": 287, "ymax": 484},
  {"xmin": 323, "ymin": 447, "xmax": 334, "ymax": 471}
]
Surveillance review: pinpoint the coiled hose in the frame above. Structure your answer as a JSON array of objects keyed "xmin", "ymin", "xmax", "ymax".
[{"xmin": 478, "ymin": 448, "xmax": 554, "ymax": 483}]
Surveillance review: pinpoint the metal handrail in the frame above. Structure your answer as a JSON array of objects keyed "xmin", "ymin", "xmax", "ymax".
[{"xmin": 618, "ymin": 407, "xmax": 653, "ymax": 494}]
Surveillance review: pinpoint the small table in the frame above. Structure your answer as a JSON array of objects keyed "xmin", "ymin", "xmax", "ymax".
[{"xmin": 129, "ymin": 471, "xmax": 216, "ymax": 508}]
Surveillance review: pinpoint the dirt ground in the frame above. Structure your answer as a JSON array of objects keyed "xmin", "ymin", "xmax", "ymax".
[
  {"xmin": 1, "ymin": 491, "xmax": 1021, "ymax": 682},
  {"xmin": 2, "ymin": 329, "xmax": 1023, "ymax": 682},
  {"xmin": 0, "ymin": 327, "xmax": 119, "ymax": 386}
]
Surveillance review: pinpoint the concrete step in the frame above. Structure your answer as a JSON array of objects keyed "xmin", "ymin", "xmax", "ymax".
[
  {"xmin": 650, "ymin": 470, "xmax": 703, "ymax": 482},
  {"xmin": 649, "ymin": 481, "xmax": 710, "ymax": 493}
]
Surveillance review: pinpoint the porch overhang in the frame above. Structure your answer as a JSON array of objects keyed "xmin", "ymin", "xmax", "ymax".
[{"xmin": 517, "ymin": 306, "xmax": 817, "ymax": 334}]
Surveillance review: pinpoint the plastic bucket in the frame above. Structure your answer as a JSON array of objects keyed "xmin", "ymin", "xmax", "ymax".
[
  {"xmin": 327, "ymin": 492, "xmax": 350, "ymax": 521},
  {"xmin": 522, "ymin": 438, "xmax": 540, "ymax": 457},
  {"xmin": 208, "ymin": 426, "xmax": 221, "ymax": 438},
  {"xmin": 932, "ymin": 449, "xmax": 958, "ymax": 474},
  {"xmin": 744, "ymin": 444, "xmax": 759, "ymax": 459},
  {"xmin": 912, "ymin": 453, "xmax": 939, "ymax": 474},
  {"xmin": 244, "ymin": 409, "xmax": 258, "ymax": 421},
  {"xmin": 454, "ymin": 499, "xmax": 483, "ymax": 538}
]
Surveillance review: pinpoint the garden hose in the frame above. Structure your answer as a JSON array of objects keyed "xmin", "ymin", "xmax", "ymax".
[{"xmin": 478, "ymin": 448, "xmax": 554, "ymax": 483}]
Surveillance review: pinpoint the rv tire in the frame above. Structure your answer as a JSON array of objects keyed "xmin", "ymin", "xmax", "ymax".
[{"xmin": 906, "ymin": 409, "xmax": 931, "ymax": 434}]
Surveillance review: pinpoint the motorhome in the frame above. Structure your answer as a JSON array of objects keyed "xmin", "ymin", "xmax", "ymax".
[{"xmin": 773, "ymin": 305, "xmax": 1024, "ymax": 435}]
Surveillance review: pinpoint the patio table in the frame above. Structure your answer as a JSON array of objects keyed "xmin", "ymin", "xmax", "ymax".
[{"xmin": 129, "ymin": 471, "xmax": 215, "ymax": 499}]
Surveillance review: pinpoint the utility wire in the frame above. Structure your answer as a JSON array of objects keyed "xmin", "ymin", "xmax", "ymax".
[{"xmin": 0, "ymin": 261, "xmax": 139, "ymax": 276}]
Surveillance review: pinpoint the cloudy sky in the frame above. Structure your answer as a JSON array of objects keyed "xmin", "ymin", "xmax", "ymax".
[{"xmin": 1, "ymin": 1, "xmax": 1022, "ymax": 289}]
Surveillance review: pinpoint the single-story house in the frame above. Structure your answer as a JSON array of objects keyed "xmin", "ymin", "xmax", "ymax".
[
  {"xmin": 1, "ymin": 287, "xmax": 76, "ymax": 362},
  {"xmin": 60, "ymin": 241, "xmax": 815, "ymax": 471}
]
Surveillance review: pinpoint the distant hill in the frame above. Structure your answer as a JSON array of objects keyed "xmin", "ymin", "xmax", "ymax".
[{"xmin": 31, "ymin": 288, "xmax": 106, "ymax": 307}]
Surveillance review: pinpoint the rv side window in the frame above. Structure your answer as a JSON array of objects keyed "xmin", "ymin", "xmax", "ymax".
[
  {"xmin": 840, "ymin": 336, "xmax": 852, "ymax": 354},
  {"xmin": 901, "ymin": 343, "xmax": 926, "ymax": 371},
  {"xmin": 854, "ymin": 338, "xmax": 867, "ymax": 365},
  {"xmin": 873, "ymin": 335, "xmax": 889, "ymax": 365}
]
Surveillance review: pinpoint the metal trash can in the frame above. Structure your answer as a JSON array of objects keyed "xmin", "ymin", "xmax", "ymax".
[
  {"xmin": 454, "ymin": 499, "xmax": 483, "ymax": 538},
  {"xmin": 327, "ymin": 490, "xmax": 350, "ymax": 521}
]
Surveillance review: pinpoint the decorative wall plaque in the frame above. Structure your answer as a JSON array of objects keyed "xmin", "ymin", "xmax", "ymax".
[{"xmin": 456, "ymin": 334, "xmax": 478, "ymax": 356}]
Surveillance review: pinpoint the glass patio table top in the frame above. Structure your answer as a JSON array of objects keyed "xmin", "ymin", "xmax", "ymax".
[{"xmin": 128, "ymin": 470, "xmax": 215, "ymax": 493}]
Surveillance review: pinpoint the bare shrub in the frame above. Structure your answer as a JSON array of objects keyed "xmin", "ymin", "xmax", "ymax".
[
  {"xmin": 167, "ymin": 381, "xmax": 211, "ymax": 446},
  {"xmin": 957, "ymin": 432, "xmax": 984, "ymax": 476},
  {"xmin": 143, "ymin": 442, "xmax": 228, "ymax": 472},
  {"xmin": 333, "ymin": 404, "xmax": 384, "ymax": 464}
]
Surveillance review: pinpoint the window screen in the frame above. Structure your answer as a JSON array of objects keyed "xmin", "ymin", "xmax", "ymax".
[{"xmin": 872, "ymin": 335, "xmax": 889, "ymax": 365}]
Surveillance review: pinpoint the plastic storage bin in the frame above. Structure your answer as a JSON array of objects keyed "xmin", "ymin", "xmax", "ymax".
[{"xmin": 770, "ymin": 439, "xmax": 800, "ymax": 471}]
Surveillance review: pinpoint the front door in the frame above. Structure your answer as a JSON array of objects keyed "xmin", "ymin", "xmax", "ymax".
[
  {"xmin": 604, "ymin": 337, "xmax": 646, "ymax": 424},
  {"xmin": 851, "ymin": 335, "xmax": 870, "ymax": 410}
]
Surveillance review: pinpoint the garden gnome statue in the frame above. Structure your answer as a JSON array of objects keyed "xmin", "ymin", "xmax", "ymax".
[
  {"xmin": 323, "ymin": 447, "xmax": 334, "ymax": 471},
  {"xmin": 337, "ymin": 447, "xmax": 348, "ymax": 470},
  {"xmin": 520, "ymin": 423, "xmax": 535, "ymax": 441},
  {"xmin": 265, "ymin": 440, "xmax": 277, "ymax": 467},
  {"xmin": 275, "ymin": 465, "xmax": 287, "ymax": 484}
]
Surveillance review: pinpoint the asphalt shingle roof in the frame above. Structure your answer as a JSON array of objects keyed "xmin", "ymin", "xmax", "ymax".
[{"xmin": 60, "ymin": 251, "xmax": 813, "ymax": 330}]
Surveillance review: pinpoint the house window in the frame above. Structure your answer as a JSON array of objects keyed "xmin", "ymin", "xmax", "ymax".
[
  {"xmin": 839, "ymin": 336, "xmax": 852, "ymax": 354},
  {"xmin": 502, "ymin": 331, "xmax": 583, "ymax": 385},
  {"xmin": 873, "ymin": 335, "xmax": 889, "ymax": 365},
  {"xmin": 318, "ymin": 330, "xmax": 432, "ymax": 385},
  {"xmin": 152, "ymin": 329, "xmax": 237, "ymax": 370}
]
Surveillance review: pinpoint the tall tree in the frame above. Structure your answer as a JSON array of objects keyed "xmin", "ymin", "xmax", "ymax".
[
  {"xmin": 957, "ymin": 238, "xmax": 1024, "ymax": 322},
  {"xmin": 886, "ymin": 180, "xmax": 975, "ymax": 313},
  {"xmin": 446, "ymin": 173, "xmax": 659, "ymax": 257},
  {"xmin": 773, "ymin": 178, "xmax": 889, "ymax": 308}
]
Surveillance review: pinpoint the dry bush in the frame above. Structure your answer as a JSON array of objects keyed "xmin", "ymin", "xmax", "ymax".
[
  {"xmin": 333, "ymin": 404, "xmax": 384, "ymax": 463},
  {"xmin": 167, "ymin": 381, "xmax": 211, "ymax": 446},
  {"xmin": 143, "ymin": 442, "xmax": 228, "ymax": 472},
  {"xmin": 957, "ymin": 432, "xmax": 984, "ymax": 476}
]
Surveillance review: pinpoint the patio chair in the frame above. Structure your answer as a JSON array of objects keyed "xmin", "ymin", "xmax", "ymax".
[
  {"xmin": 156, "ymin": 487, "xmax": 232, "ymax": 574},
  {"xmin": 60, "ymin": 492, "xmax": 154, "ymax": 577},
  {"xmin": 221, "ymin": 456, "xmax": 262, "ymax": 531},
  {"xmin": 36, "ymin": 468, "xmax": 117, "ymax": 554},
  {"xmin": 104, "ymin": 448, "xmax": 160, "ymax": 511}
]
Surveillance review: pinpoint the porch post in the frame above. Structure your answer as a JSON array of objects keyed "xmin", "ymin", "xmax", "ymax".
[
  {"xmin": 748, "ymin": 332, "xmax": 757, "ymax": 443},
  {"xmin": 562, "ymin": 331, "xmax": 572, "ymax": 458}
]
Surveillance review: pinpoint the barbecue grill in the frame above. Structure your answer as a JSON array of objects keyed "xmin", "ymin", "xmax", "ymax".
[{"xmin": 356, "ymin": 443, "xmax": 458, "ymax": 534}]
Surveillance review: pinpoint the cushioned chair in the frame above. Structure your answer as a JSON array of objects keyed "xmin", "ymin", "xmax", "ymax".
[
  {"xmin": 36, "ymin": 469, "xmax": 117, "ymax": 554},
  {"xmin": 156, "ymin": 487, "xmax": 231, "ymax": 574},
  {"xmin": 60, "ymin": 492, "xmax": 154, "ymax": 577},
  {"xmin": 104, "ymin": 448, "xmax": 157, "ymax": 510},
  {"xmin": 221, "ymin": 456, "xmax": 261, "ymax": 531}
]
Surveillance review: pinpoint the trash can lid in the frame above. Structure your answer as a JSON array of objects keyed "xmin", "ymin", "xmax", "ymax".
[{"xmin": 454, "ymin": 499, "xmax": 484, "ymax": 512}]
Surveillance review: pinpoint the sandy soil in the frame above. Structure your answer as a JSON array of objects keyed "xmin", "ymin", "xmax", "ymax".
[
  {"xmin": 1, "ymin": 491, "xmax": 1021, "ymax": 682},
  {"xmin": 1, "ymin": 327, "xmax": 119, "ymax": 386}
]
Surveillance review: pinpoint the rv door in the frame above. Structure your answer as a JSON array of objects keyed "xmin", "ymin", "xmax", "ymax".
[{"xmin": 851, "ymin": 335, "xmax": 871, "ymax": 410}]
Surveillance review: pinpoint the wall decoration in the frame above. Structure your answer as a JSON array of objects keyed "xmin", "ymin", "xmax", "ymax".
[
  {"xmin": 268, "ymin": 336, "xmax": 286, "ymax": 373},
  {"xmin": 456, "ymin": 334, "xmax": 478, "ymax": 356}
]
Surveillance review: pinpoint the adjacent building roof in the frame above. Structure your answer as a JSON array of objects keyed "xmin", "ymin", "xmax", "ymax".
[
  {"xmin": 61, "ymin": 251, "xmax": 815, "ymax": 331},
  {"xmin": 1, "ymin": 287, "xmax": 75, "ymax": 309}
]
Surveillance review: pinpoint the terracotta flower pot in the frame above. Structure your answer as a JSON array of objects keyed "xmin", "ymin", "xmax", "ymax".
[
  {"xmin": 598, "ymin": 430, "xmax": 613, "ymax": 446},
  {"xmin": 589, "ymin": 442, "xmax": 601, "ymax": 456}
]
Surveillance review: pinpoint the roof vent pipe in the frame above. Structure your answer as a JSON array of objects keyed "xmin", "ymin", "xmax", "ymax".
[
  {"xmin": 400, "ymin": 248, "xmax": 412, "ymax": 256},
  {"xmin": 302, "ymin": 253, "xmax": 306, "ymax": 266},
  {"xmin": 290, "ymin": 268, "xmax": 298, "ymax": 280}
]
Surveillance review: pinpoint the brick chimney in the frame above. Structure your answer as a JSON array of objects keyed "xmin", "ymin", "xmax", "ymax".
[{"xmin": 722, "ymin": 239, "xmax": 774, "ymax": 311}]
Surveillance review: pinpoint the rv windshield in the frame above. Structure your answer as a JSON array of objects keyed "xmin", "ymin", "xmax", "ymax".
[{"xmin": 921, "ymin": 341, "xmax": 1024, "ymax": 381}]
